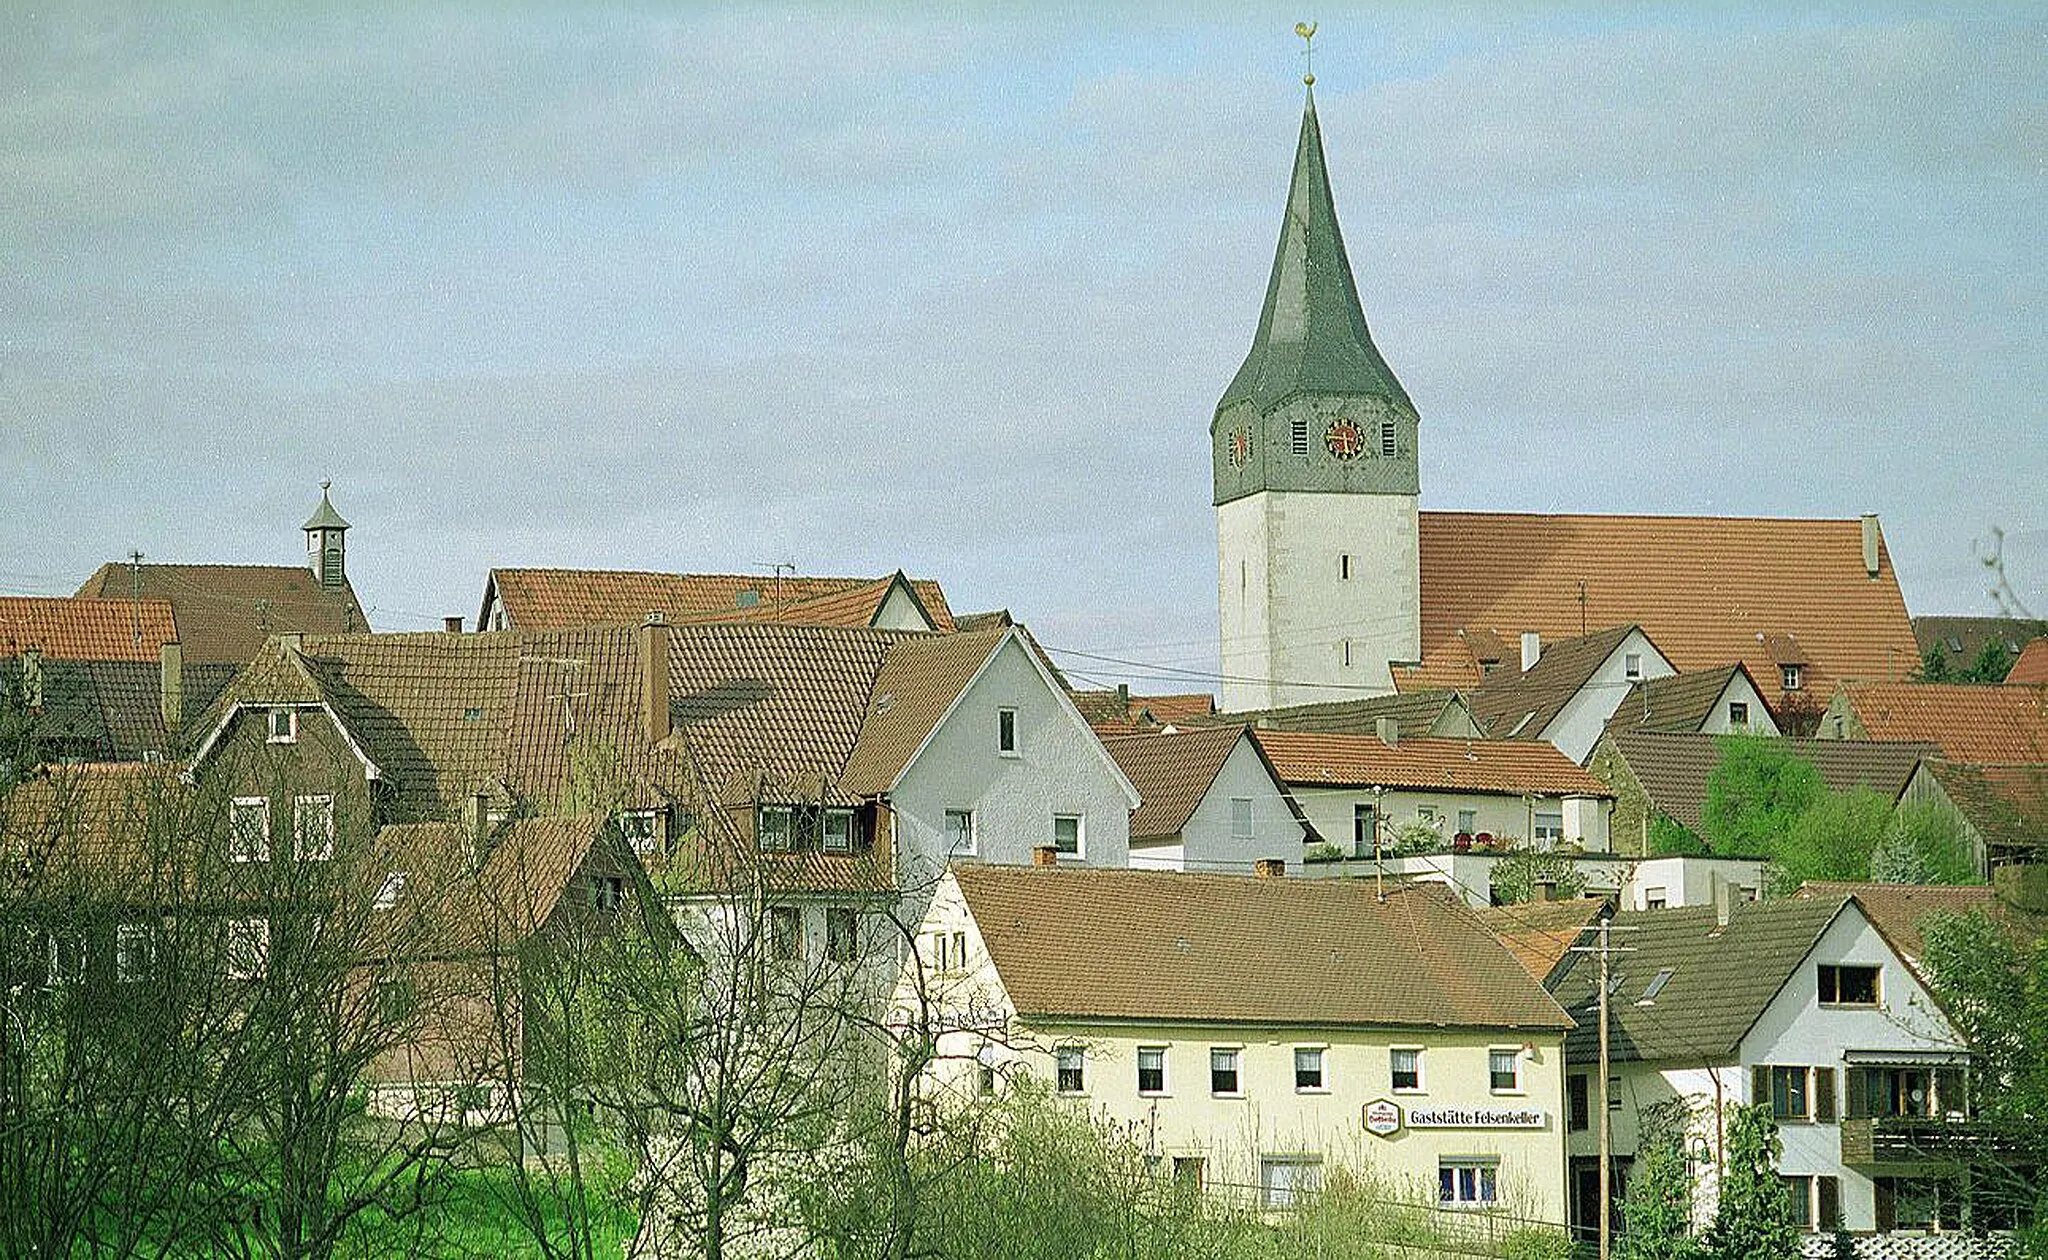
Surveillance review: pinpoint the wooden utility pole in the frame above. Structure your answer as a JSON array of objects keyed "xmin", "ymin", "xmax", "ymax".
[{"xmin": 1572, "ymin": 920, "xmax": 1634, "ymax": 1260}]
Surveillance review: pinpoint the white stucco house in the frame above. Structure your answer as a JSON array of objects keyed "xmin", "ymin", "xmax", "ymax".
[
  {"xmin": 1099, "ymin": 725, "xmax": 1313, "ymax": 873},
  {"xmin": 1469, "ymin": 625, "xmax": 1678, "ymax": 764}
]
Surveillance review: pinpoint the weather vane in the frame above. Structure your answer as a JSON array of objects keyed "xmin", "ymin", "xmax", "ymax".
[{"xmin": 1295, "ymin": 20, "xmax": 1318, "ymax": 86}]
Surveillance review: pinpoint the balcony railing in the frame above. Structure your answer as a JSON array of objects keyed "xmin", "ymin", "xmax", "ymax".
[{"xmin": 1840, "ymin": 1116, "xmax": 2031, "ymax": 1166}]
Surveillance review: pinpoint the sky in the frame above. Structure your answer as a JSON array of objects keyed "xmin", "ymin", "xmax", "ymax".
[{"xmin": 4, "ymin": 4, "xmax": 2044, "ymax": 694}]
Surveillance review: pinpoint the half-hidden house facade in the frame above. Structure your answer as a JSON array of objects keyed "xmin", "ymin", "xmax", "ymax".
[
  {"xmin": 1601, "ymin": 663, "xmax": 1781, "ymax": 742},
  {"xmin": 1466, "ymin": 625, "xmax": 1676, "ymax": 764},
  {"xmin": 903, "ymin": 864, "xmax": 1573, "ymax": 1218},
  {"xmin": 1547, "ymin": 893, "xmax": 1981, "ymax": 1240},
  {"xmin": 1100, "ymin": 724, "xmax": 1312, "ymax": 872},
  {"xmin": 476, "ymin": 567, "xmax": 955, "ymax": 634}
]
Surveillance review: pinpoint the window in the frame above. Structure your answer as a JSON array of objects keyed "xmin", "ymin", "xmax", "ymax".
[
  {"xmin": 588, "ymin": 875, "xmax": 625, "ymax": 913},
  {"xmin": 1137, "ymin": 1046, "xmax": 1166, "ymax": 1095},
  {"xmin": 1352, "ymin": 804, "xmax": 1375, "ymax": 858},
  {"xmin": 46, "ymin": 931, "xmax": 86, "ymax": 986},
  {"xmin": 1533, "ymin": 810, "xmax": 1563, "ymax": 843},
  {"xmin": 928, "ymin": 932, "xmax": 950, "ymax": 972},
  {"xmin": 1643, "ymin": 887, "xmax": 1668, "ymax": 910},
  {"xmin": 230, "ymin": 797, "xmax": 270, "ymax": 862},
  {"xmin": 1172, "ymin": 1157, "xmax": 1205, "ymax": 1194},
  {"xmin": 1439, "ymin": 1158, "xmax": 1498, "ymax": 1208},
  {"xmin": 1817, "ymin": 1175, "xmax": 1842, "ymax": 1229},
  {"xmin": 757, "ymin": 805, "xmax": 793, "ymax": 852},
  {"xmin": 375, "ymin": 871, "xmax": 407, "ymax": 910},
  {"xmin": 1818, "ymin": 963, "xmax": 1880, "ymax": 1006},
  {"xmin": 620, "ymin": 809, "xmax": 662, "ymax": 855},
  {"xmin": 1610, "ymin": 1076, "xmax": 1622, "ymax": 1109},
  {"xmin": 1456, "ymin": 809, "xmax": 1476, "ymax": 834},
  {"xmin": 1813, "ymin": 1067, "xmax": 1837, "ymax": 1122},
  {"xmin": 977, "ymin": 1052, "xmax": 998, "ymax": 1097},
  {"xmin": 1262, "ymin": 1156, "xmax": 1322, "ymax": 1209},
  {"xmin": 1290, "ymin": 417, "xmax": 1309, "ymax": 456},
  {"xmin": 1728, "ymin": 701, "xmax": 1749, "ymax": 727},
  {"xmin": 1055, "ymin": 1045, "xmax": 1085, "ymax": 1094},
  {"xmin": 1624, "ymin": 652, "xmax": 1643, "ymax": 681},
  {"xmin": 1230, "ymin": 797, "xmax": 1254, "ymax": 841},
  {"xmin": 944, "ymin": 809, "xmax": 975, "ymax": 857},
  {"xmin": 1846, "ymin": 1066, "xmax": 1953, "ymax": 1120},
  {"xmin": 1339, "ymin": 553, "xmax": 1351, "ymax": 580},
  {"xmin": 293, "ymin": 794, "xmax": 334, "ymax": 861},
  {"xmin": 1391, "ymin": 1047, "xmax": 1422, "ymax": 1092},
  {"xmin": 1379, "ymin": 420, "xmax": 1396, "ymax": 458},
  {"xmin": 1783, "ymin": 664, "xmax": 1804, "ymax": 691},
  {"xmin": 997, "ymin": 708, "xmax": 1018, "ymax": 754},
  {"xmin": 1294, "ymin": 1046, "xmax": 1325, "ymax": 1091},
  {"xmin": 225, "ymin": 917, "xmax": 269, "ymax": 980},
  {"xmin": 1782, "ymin": 1176, "xmax": 1815, "ymax": 1229},
  {"xmin": 770, "ymin": 906, "xmax": 802, "ymax": 959},
  {"xmin": 825, "ymin": 906, "xmax": 858, "ymax": 962},
  {"xmin": 116, "ymin": 922, "xmax": 156, "ymax": 983},
  {"xmin": 1416, "ymin": 806, "xmax": 1438, "ymax": 827},
  {"xmin": 375, "ymin": 976, "xmax": 415, "ymax": 1024},
  {"xmin": 1210, "ymin": 1047, "xmax": 1241, "ymax": 1095},
  {"xmin": 1568, "ymin": 1074, "xmax": 1589, "ymax": 1132},
  {"xmin": 951, "ymin": 930, "xmax": 968, "ymax": 971},
  {"xmin": 822, "ymin": 809, "xmax": 854, "ymax": 853},
  {"xmin": 1490, "ymin": 1048, "xmax": 1521, "ymax": 1093},
  {"xmin": 1052, "ymin": 814, "xmax": 1083, "ymax": 858},
  {"xmin": 266, "ymin": 707, "xmax": 297, "ymax": 743},
  {"xmin": 1638, "ymin": 968, "xmax": 1675, "ymax": 1004},
  {"xmin": 1766, "ymin": 1065, "xmax": 1810, "ymax": 1121}
]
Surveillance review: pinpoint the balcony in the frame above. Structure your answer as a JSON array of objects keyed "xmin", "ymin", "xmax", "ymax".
[{"xmin": 1839, "ymin": 1116, "xmax": 2030, "ymax": 1166}]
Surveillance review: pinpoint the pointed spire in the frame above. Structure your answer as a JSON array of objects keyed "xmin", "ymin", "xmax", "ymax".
[
  {"xmin": 302, "ymin": 479, "xmax": 350, "ymax": 532},
  {"xmin": 1218, "ymin": 89, "xmax": 1413, "ymax": 416}
]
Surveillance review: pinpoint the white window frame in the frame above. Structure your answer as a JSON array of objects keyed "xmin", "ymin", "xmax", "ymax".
[
  {"xmin": 1294, "ymin": 1045, "xmax": 1328, "ymax": 1093},
  {"xmin": 757, "ymin": 805, "xmax": 794, "ymax": 852},
  {"xmin": 1391, "ymin": 1045, "xmax": 1425, "ymax": 1093},
  {"xmin": 1782, "ymin": 664, "xmax": 1804, "ymax": 691},
  {"xmin": 46, "ymin": 931, "xmax": 86, "ymax": 986},
  {"xmin": 116, "ymin": 921, "xmax": 156, "ymax": 983},
  {"xmin": 1209, "ymin": 1046, "xmax": 1243, "ymax": 1097},
  {"xmin": 1489, "ymin": 1046, "xmax": 1524, "ymax": 1095},
  {"xmin": 375, "ymin": 870, "xmax": 407, "ymax": 911},
  {"xmin": 944, "ymin": 808, "xmax": 977, "ymax": 857},
  {"xmin": 1230, "ymin": 797, "xmax": 1254, "ymax": 841},
  {"xmin": 1261, "ymin": 1155, "xmax": 1323, "ymax": 1209},
  {"xmin": 769, "ymin": 905, "xmax": 803, "ymax": 960},
  {"xmin": 1456, "ymin": 808, "xmax": 1477, "ymax": 834},
  {"xmin": 824, "ymin": 905, "xmax": 859, "ymax": 962},
  {"xmin": 821, "ymin": 808, "xmax": 854, "ymax": 853},
  {"xmin": 230, "ymin": 797, "xmax": 271, "ymax": 863},
  {"xmin": 266, "ymin": 706, "xmax": 298, "ymax": 743},
  {"xmin": 293, "ymin": 794, "xmax": 335, "ymax": 861},
  {"xmin": 225, "ymin": 917, "xmax": 269, "ymax": 980},
  {"xmin": 1052, "ymin": 813, "xmax": 1084, "ymax": 859},
  {"xmin": 1729, "ymin": 701, "xmax": 1750, "ymax": 728},
  {"xmin": 1439, "ymin": 1158, "xmax": 1499, "ymax": 1209},
  {"xmin": 620, "ymin": 808, "xmax": 662, "ymax": 856},
  {"xmin": 1533, "ymin": 810, "xmax": 1564, "ymax": 844},
  {"xmin": 1624, "ymin": 652, "xmax": 1643, "ymax": 681},
  {"xmin": 1055, "ymin": 1044, "xmax": 1086, "ymax": 1095},
  {"xmin": 1137, "ymin": 1045, "xmax": 1168, "ymax": 1096},
  {"xmin": 996, "ymin": 707, "xmax": 1019, "ymax": 755}
]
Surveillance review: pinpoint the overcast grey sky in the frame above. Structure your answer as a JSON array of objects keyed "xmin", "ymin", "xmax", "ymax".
[{"xmin": 3, "ymin": 5, "xmax": 2043, "ymax": 691}]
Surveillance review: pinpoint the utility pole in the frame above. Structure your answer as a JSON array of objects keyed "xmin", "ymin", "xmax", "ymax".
[{"xmin": 1571, "ymin": 920, "xmax": 1635, "ymax": 1260}]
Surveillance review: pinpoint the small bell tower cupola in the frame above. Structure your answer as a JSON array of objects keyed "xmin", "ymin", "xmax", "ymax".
[{"xmin": 303, "ymin": 480, "xmax": 351, "ymax": 590}]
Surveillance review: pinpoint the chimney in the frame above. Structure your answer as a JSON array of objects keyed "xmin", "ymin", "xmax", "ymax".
[
  {"xmin": 21, "ymin": 649, "xmax": 43, "ymax": 711},
  {"xmin": 1254, "ymin": 857, "xmax": 1286, "ymax": 879},
  {"xmin": 1032, "ymin": 845, "xmax": 1059, "ymax": 867},
  {"xmin": 1531, "ymin": 877, "xmax": 1556, "ymax": 902},
  {"xmin": 1860, "ymin": 513, "xmax": 1881, "ymax": 579},
  {"xmin": 641, "ymin": 612, "xmax": 671, "ymax": 745},
  {"xmin": 277, "ymin": 632, "xmax": 304, "ymax": 658},
  {"xmin": 1713, "ymin": 877, "xmax": 1733, "ymax": 928},
  {"xmin": 442, "ymin": 616, "xmax": 463, "ymax": 634},
  {"xmin": 1375, "ymin": 715, "xmax": 1400, "ymax": 746},
  {"xmin": 1520, "ymin": 631, "xmax": 1542, "ymax": 672},
  {"xmin": 160, "ymin": 640, "xmax": 183, "ymax": 732}
]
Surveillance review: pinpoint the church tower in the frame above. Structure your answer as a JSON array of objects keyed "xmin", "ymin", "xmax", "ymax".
[
  {"xmin": 1214, "ymin": 85, "xmax": 1420, "ymax": 711},
  {"xmin": 303, "ymin": 480, "xmax": 351, "ymax": 591}
]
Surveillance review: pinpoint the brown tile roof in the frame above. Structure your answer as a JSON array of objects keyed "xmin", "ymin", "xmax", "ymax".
[
  {"xmin": 955, "ymin": 865, "xmax": 1572, "ymax": 1032},
  {"xmin": 1216, "ymin": 688, "xmax": 1475, "ymax": 740},
  {"xmin": 0, "ymin": 762, "xmax": 199, "ymax": 895},
  {"xmin": 1912, "ymin": 616, "xmax": 2048, "ymax": 666},
  {"xmin": 1417, "ymin": 512, "xmax": 1918, "ymax": 710},
  {"xmin": 1101, "ymin": 726, "xmax": 1254, "ymax": 841},
  {"xmin": 1923, "ymin": 761, "xmax": 2048, "ymax": 854},
  {"xmin": 483, "ymin": 568, "xmax": 955, "ymax": 633},
  {"xmin": 1467, "ymin": 624, "xmax": 1642, "ymax": 739},
  {"xmin": 1599, "ymin": 731, "xmax": 1934, "ymax": 837},
  {"xmin": 841, "ymin": 629, "xmax": 1011, "ymax": 797},
  {"xmin": 1473, "ymin": 898, "xmax": 1609, "ymax": 986},
  {"xmin": 1835, "ymin": 681, "xmax": 2048, "ymax": 764},
  {"xmin": 2007, "ymin": 638, "xmax": 2048, "ymax": 686},
  {"xmin": 0, "ymin": 596, "xmax": 178, "ymax": 662},
  {"xmin": 1253, "ymin": 730, "xmax": 1612, "ymax": 797},
  {"xmin": 74, "ymin": 563, "xmax": 366, "ymax": 664},
  {"xmin": 1602, "ymin": 665, "xmax": 1757, "ymax": 738},
  {"xmin": 1069, "ymin": 689, "xmax": 1219, "ymax": 732},
  {"xmin": 1793, "ymin": 880, "xmax": 2048, "ymax": 979}
]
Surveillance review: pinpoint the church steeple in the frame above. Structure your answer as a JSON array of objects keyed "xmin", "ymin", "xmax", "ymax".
[{"xmin": 302, "ymin": 480, "xmax": 350, "ymax": 590}]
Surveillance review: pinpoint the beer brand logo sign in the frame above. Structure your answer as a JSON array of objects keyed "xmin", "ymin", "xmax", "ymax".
[{"xmin": 1362, "ymin": 1098, "xmax": 1402, "ymax": 1137}]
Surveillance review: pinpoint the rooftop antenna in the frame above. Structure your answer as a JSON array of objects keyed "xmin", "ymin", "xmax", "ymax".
[
  {"xmin": 756, "ymin": 559, "xmax": 797, "ymax": 606},
  {"xmin": 1294, "ymin": 20, "xmax": 1318, "ymax": 86},
  {"xmin": 1576, "ymin": 580, "xmax": 1588, "ymax": 637},
  {"xmin": 128, "ymin": 549, "xmax": 145, "ymax": 647}
]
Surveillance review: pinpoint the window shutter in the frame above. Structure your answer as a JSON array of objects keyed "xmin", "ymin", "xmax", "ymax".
[
  {"xmin": 1844, "ymin": 1067, "xmax": 1869, "ymax": 1120},
  {"xmin": 1818, "ymin": 1176, "xmax": 1842, "ymax": 1230},
  {"xmin": 1814, "ymin": 1067, "xmax": 1837, "ymax": 1122},
  {"xmin": 1935, "ymin": 1067, "xmax": 1965, "ymax": 1117},
  {"xmin": 1752, "ymin": 1064, "xmax": 1770, "ymax": 1108},
  {"xmin": 1874, "ymin": 1177, "xmax": 1896, "ymax": 1233}
]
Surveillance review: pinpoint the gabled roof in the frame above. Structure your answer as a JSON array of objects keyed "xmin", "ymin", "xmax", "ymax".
[
  {"xmin": 1070, "ymin": 689, "xmax": 1219, "ymax": 732},
  {"xmin": 0, "ymin": 656, "xmax": 234, "ymax": 762},
  {"xmin": 1921, "ymin": 761, "xmax": 2048, "ymax": 854},
  {"xmin": 2010, "ymin": 638, "xmax": 2048, "ymax": 686},
  {"xmin": 74, "ymin": 563, "xmax": 366, "ymax": 664},
  {"xmin": 1101, "ymin": 725, "xmax": 1292, "ymax": 842},
  {"xmin": 481, "ymin": 568, "xmax": 955, "ymax": 634},
  {"xmin": 0, "ymin": 595, "xmax": 178, "ymax": 661},
  {"xmin": 955, "ymin": 865, "xmax": 1571, "ymax": 1032},
  {"xmin": 1467, "ymin": 624, "xmax": 1646, "ymax": 739},
  {"xmin": 1793, "ymin": 880, "xmax": 2048, "ymax": 982},
  {"xmin": 1217, "ymin": 688, "xmax": 1478, "ymax": 740},
  {"xmin": 1603, "ymin": 664, "xmax": 1761, "ymax": 738},
  {"xmin": 1414, "ymin": 513, "xmax": 1918, "ymax": 709},
  {"xmin": 1473, "ymin": 898, "xmax": 1609, "ymax": 987},
  {"xmin": 1550, "ymin": 894, "xmax": 1854, "ymax": 1062},
  {"xmin": 1598, "ymin": 731, "xmax": 1934, "ymax": 836},
  {"xmin": 840, "ymin": 629, "xmax": 1013, "ymax": 796},
  {"xmin": 1833, "ymin": 681, "xmax": 2048, "ymax": 764},
  {"xmin": 1912, "ymin": 616, "xmax": 2048, "ymax": 666},
  {"xmin": 1253, "ymin": 730, "xmax": 1612, "ymax": 798}
]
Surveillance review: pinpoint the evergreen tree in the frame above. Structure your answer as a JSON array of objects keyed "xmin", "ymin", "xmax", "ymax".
[{"xmin": 1706, "ymin": 1105, "xmax": 1799, "ymax": 1260}]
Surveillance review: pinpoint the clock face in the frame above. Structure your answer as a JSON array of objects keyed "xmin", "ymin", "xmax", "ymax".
[
  {"xmin": 1228, "ymin": 427, "xmax": 1252, "ymax": 469},
  {"xmin": 1324, "ymin": 417, "xmax": 1364, "ymax": 461}
]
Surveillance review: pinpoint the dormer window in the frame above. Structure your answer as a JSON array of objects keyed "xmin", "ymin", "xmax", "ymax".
[
  {"xmin": 266, "ymin": 707, "xmax": 297, "ymax": 743},
  {"xmin": 757, "ymin": 806, "xmax": 794, "ymax": 852},
  {"xmin": 822, "ymin": 809, "xmax": 854, "ymax": 853},
  {"xmin": 620, "ymin": 809, "xmax": 663, "ymax": 856},
  {"xmin": 1782, "ymin": 664, "xmax": 1804, "ymax": 691}
]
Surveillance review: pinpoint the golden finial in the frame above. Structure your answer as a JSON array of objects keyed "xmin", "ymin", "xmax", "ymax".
[{"xmin": 1295, "ymin": 20, "xmax": 1318, "ymax": 86}]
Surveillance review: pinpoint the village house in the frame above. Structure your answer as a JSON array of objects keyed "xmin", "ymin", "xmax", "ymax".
[
  {"xmin": 474, "ymin": 566, "xmax": 957, "ymax": 635},
  {"xmin": 1215, "ymin": 688, "xmax": 1483, "ymax": 740},
  {"xmin": 1465, "ymin": 625, "xmax": 1678, "ymax": 764},
  {"xmin": 1099, "ymin": 724, "xmax": 1313, "ymax": 873},
  {"xmin": 902, "ymin": 863, "xmax": 1574, "ymax": 1219},
  {"xmin": 1601, "ymin": 662, "xmax": 1781, "ymax": 743}
]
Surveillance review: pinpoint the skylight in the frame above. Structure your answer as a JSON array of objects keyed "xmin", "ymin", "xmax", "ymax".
[{"xmin": 1636, "ymin": 967, "xmax": 1675, "ymax": 1006}]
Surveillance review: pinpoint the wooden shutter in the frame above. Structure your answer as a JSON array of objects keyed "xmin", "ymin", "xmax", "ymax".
[
  {"xmin": 1814, "ymin": 1067, "xmax": 1837, "ymax": 1122},
  {"xmin": 1874, "ymin": 1177, "xmax": 1896, "ymax": 1232},
  {"xmin": 1818, "ymin": 1176, "xmax": 1842, "ymax": 1229},
  {"xmin": 1844, "ymin": 1067, "xmax": 1870, "ymax": 1120},
  {"xmin": 1752, "ymin": 1064, "xmax": 1771, "ymax": 1109}
]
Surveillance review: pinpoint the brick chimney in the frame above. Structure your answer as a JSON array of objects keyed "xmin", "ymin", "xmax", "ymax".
[
  {"xmin": 1032, "ymin": 845, "xmax": 1059, "ymax": 867},
  {"xmin": 1860, "ymin": 513, "xmax": 1881, "ymax": 579},
  {"xmin": 1520, "ymin": 631, "xmax": 1542, "ymax": 672},
  {"xmin": 641, "ymin": 612, "xmax": 670, "ymax": 745},
  {"xmin": 1255, "ymin": 857, "xmax": 1285, "ymax": 879},
  {"xmin": 159, "ymin": 640, "xmax": 183, "ymax": 732},
  {"xmin": 442, "ymin": 616, "xmax": 463, "ymax": 634}
]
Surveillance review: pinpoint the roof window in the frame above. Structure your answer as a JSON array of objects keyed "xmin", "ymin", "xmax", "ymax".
[{"xmin": 1636, "ymin": 967, "xmax": 1674, "ymax": 1005}]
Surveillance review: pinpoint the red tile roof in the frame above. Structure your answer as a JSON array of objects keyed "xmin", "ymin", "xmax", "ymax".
[
  {"xmin": 1101, "ymin": 726, "xmax": 1256, "ymax": 841},
  {"xmin": 1473, "ymin": 898, "xmax": 1609, "ymax": 986},
  {"xmin": 2009, "ymin": 638, "xmax": 2048, "ymax": 686},
  {"xmin": 74, "ymin": 563, "xmax": 366, "ymax": 664},
  {"xmin": 1794, "ymin": 881, "xmax": 2048, "ymax": 978},
  {"xmin": 1835, "ymin": 682, "xmax": 2048, "ymax": 764},
  {"xmin": 1253, "ymin": 730, "xmax": 1612, "ymax": 797},
  {"xmin": 0, "ymin": 596, "xmax": 178, "ymax": 662},
  {"xmin": 1922, "ymin": 762, "xmax": 2048, "ymax": 855},
  {"xmin": 483, "ymin": 568, "xmax": 955, "ymax": 633},
  {"xmin": 1415, "ymin": 513, "xmax": 1917, "ymax": 709}
]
